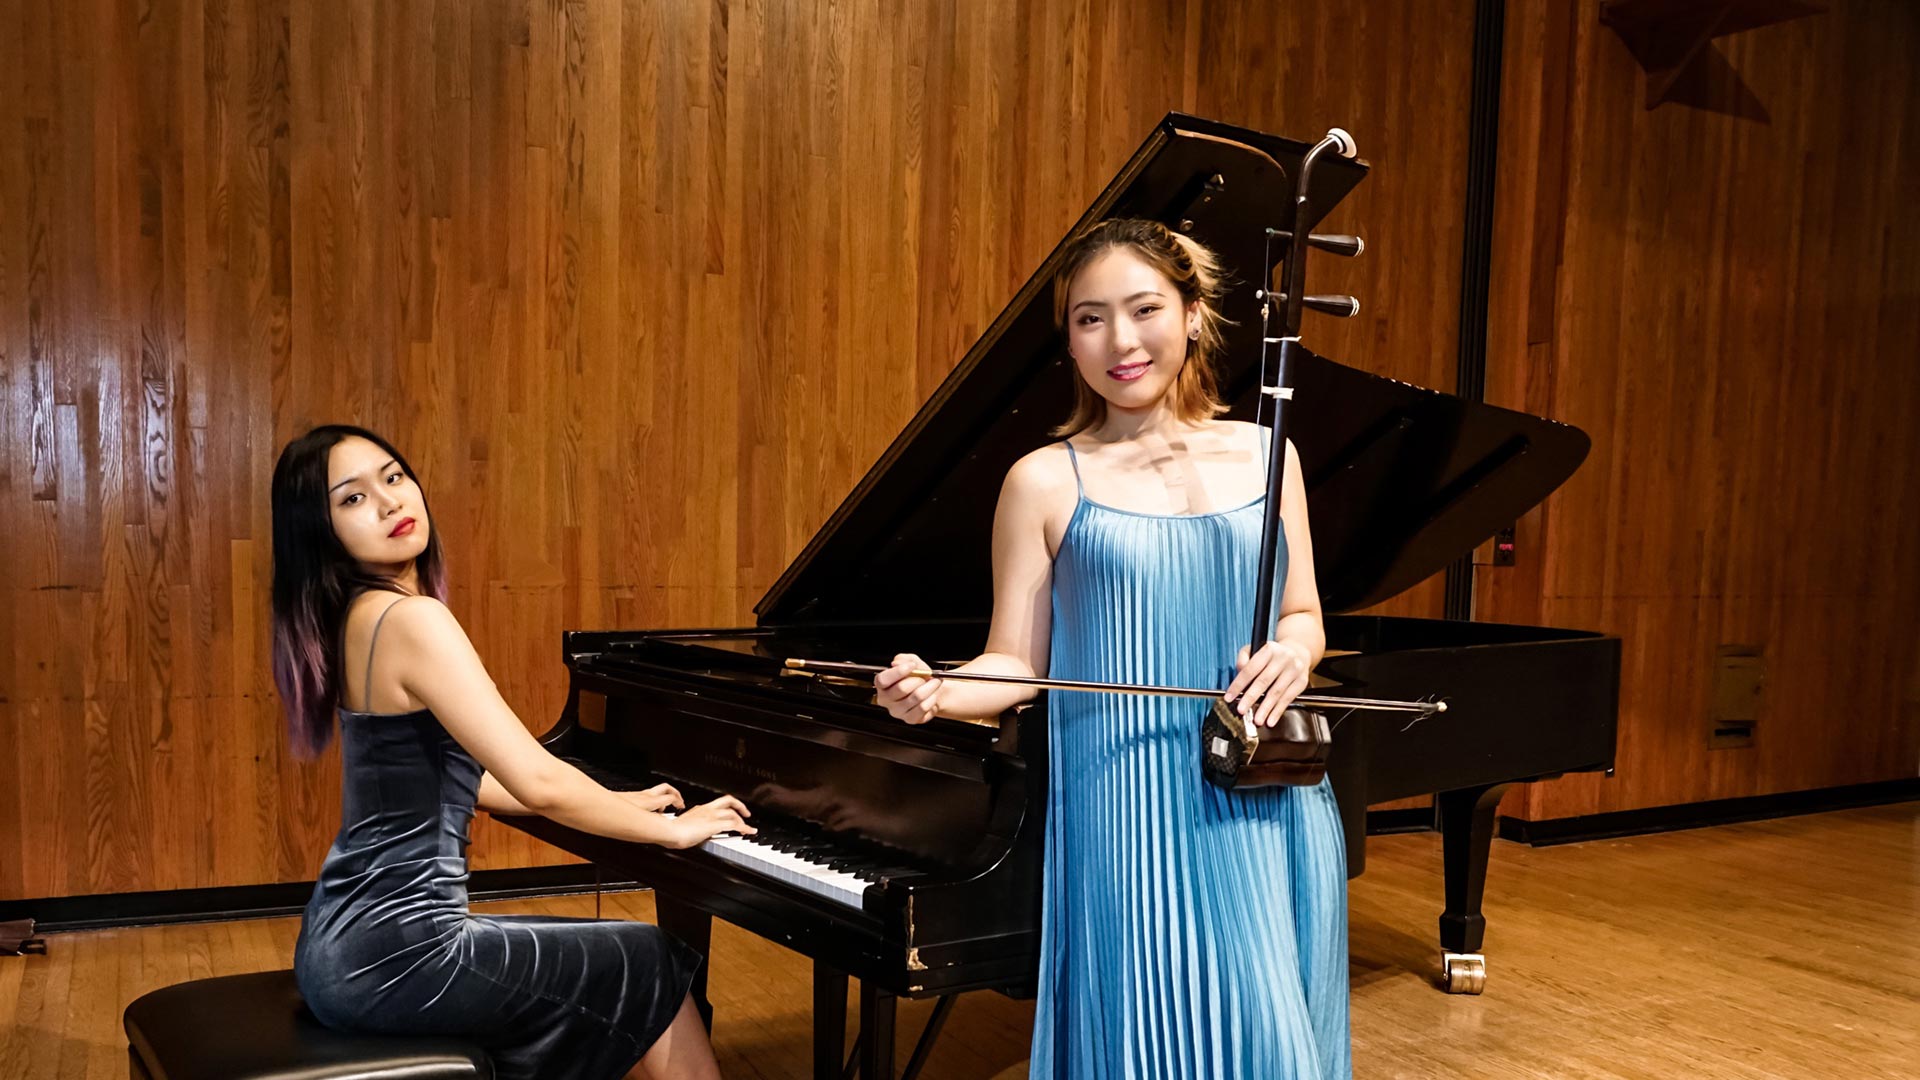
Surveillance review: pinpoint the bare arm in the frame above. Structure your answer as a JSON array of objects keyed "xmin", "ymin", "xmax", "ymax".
[
  {"xmin": 476, "ymin": 771, "xmax": 535, "ymax": 814},
  {"xmin": 877, "ymin": 449, "xmax": 1067, "ymax": 722},
  {"xmin": 1272, "ymin": 439, "xmax": 1326, "ymax": 663},
  {"xmin": 475, "ymin": 771, "xmax": 684, "ymax": 818},
  {"xmin": 382, "ymin": 598, "xmax": 750, "ymax": 846},
  {"xmin": 1225, "ymin": 439, "xmax": 1327, "ymax": 724}
]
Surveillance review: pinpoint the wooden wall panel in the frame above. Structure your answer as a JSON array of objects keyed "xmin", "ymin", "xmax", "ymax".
[
  {"xmin": 1482, "ymin": 0, "xmax": 1920, "ymax": 819},
  {"xmin": 0, "ymin": 0, "xmax": 1477, "ymax": 899},
  {"xmin": 10, "ymin": 0, "xmax": 1912, "ymax": 900},
  {"xmin": 1191, "ymin": 0, "xmax": 1478, "ymax": 626}
]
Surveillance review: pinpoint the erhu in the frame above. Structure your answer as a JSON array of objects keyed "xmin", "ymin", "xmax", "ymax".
[
  {"xmin": 1199, "ymin": 126, "xmax": 1376, "ymax": 791},
  {"xmin": 783, "ymin": 127, "xmax": 1448, "ymax": 787}
]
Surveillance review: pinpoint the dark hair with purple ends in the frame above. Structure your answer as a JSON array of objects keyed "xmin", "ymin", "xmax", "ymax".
[{"xmin": 270, "ymin": 425, "xmax": 449, "ymax": 755}]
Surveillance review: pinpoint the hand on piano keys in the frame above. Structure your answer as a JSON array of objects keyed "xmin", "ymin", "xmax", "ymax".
[
  {"xmin": 660, "ymin": 806, "xmax": 921, "ymax": 910},
  {"xmin": 654, "ymin": 794, "xmax": 757, "ymax": 850},
  {"xmin": 613, "ymin": 782, "xmax": 687, "ymax": 813}
]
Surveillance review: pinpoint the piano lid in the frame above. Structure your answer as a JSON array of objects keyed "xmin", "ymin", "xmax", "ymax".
[{"xmin": 757, "ymin": 113, "xmax": 1589, "ymax": 624}]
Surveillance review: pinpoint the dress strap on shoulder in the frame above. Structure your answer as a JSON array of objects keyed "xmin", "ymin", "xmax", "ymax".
[
  {"xmin": 361, "ymin": 595, "xmax": 412, "ymax": 713},
  {"xmin": 1060, "ymin": 441, "xmax": 1086, "ymax": 498}
]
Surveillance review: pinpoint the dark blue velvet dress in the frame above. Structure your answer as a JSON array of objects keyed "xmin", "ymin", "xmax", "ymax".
[{"xmin": 293, "ymin": 607, "xmax": 700, "ymax": 1079}]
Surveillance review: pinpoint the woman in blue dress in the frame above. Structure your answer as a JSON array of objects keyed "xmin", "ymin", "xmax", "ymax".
[
  {"xmin": 875, "ymin": 219, "xmax": 1350, "ymax": 1079},
  {"xmin": 271, "ymin": 424, "xmax": 756, "ymax": 1080}
]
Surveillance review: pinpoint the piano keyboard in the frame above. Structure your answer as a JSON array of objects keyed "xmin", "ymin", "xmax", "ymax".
[
  {"xmin": 666, "ymin": 814, "xmax": 874, "ymax": 908},
  {"xmin": 563, "ymin": 759, "xmax": 933, "ymax": 909}
]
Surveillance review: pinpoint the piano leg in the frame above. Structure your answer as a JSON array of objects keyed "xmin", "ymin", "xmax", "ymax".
[
  {"xmin": 1435, "ymin": 782, "xmax": 1511, "ymax": 994},
  {"xmin": 859, "ymin": 981, "xmax": 896, "ymax": 1080},
  {"xmin": 814, "ymin": 962, "xmax": 849, "ymax": 1080},
  {"xmin": 900, "ymin": 995, "xmax": 958, "ymax": 1080},
  {"xmin": 655, "ymin": 894, "xmax": 715, "ymax": 1028}
]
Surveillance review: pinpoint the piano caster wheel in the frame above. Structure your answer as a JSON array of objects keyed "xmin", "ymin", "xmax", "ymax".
[{"xmin": 1442, "ymin": 952, "xmax": 1486, "ymax": 994}]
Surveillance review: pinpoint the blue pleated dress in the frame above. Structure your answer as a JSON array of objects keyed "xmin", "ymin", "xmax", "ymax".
[{"xmin": 1030, "ymin": 441, "xmax": 1351, "ymax": 1080}]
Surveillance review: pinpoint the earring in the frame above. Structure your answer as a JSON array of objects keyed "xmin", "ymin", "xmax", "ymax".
[{"xmin": 1187, "ymin": 327, "xmax": 1201, "ymax": 340}]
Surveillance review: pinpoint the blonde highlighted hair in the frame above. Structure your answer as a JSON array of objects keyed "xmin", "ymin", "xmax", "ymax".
[{"xmin": 1050, "ymin": 218, "xmax": 1233, "ymax": 438}]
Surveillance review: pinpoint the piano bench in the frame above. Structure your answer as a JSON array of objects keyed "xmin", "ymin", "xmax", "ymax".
[{"xmin": 124, "ymin": 970, "xmax": 492, "ymax": 1080}]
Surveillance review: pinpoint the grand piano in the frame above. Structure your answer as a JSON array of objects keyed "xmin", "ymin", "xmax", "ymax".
[{"xmin": 498, "ymin": 113, "xmax": 1621, "ymax": 1079}]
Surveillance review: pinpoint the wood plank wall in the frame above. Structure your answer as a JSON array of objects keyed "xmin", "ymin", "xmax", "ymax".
[
  {"xmin": 0, "ymin": 0, "xmax": 1478, "ymax": 900},
  {"xmin": 2, "ymin": 0, "xmax": 1912, "ymax": 903},
  {"xmin": 1481, "ymin": 0, "xmax": 1920, "ymax": 819}
]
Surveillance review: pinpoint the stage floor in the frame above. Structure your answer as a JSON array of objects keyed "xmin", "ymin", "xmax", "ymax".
[{"xmin": 5, "ymin": 802, "xmax": 1916, "ymax": 1079}]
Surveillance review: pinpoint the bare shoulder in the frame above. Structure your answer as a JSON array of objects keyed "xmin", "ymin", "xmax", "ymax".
[
  {"xmin": 368, "ymin": 594, "xmax": 471, "ymax": 656},
  {"xmin": 1222, "ymin": 420, "xmax": 1298, "ymax": 466},
  {"xmin": 1211, "ymin": 419, "xmax": 1276, "ymax": 455},
  {"xmin": 377, "ymin": 593, "xmax": 458, "ymax": 631},
  {"xmin": 345, "ymin": 589, "xmax": 418, "ymax": 634},
  {"xmin": 1003, "ymin": 443, "xmax": 1077, "ymax": 504},
  {"xmin": 1219, "ymin": 420, "xmax": 1302, "ymax": 482}
]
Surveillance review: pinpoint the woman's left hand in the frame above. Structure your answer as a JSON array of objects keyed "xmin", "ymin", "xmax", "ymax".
[
  {"xmin": 620, "ymin": 783, "xmax": 685, "ymax": 813},
  {"xmin": 1224, "ymin": 639, "xmax": 1314, "ymax": 728}
]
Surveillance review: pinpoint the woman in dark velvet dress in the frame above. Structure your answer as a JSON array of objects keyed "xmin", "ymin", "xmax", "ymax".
[{"xmin": 271, "ymin": 424, "xmax": 754, "ymax": 1080}]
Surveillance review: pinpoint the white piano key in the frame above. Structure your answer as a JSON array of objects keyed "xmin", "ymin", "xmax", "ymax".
[{"xmin": 662, "ymin": 814, "xmax": 871, "ymax": 908}]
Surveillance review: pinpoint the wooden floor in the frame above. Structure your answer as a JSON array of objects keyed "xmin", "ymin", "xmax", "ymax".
[{"xmin": 4, "ymin": 802, "xmax": 1916, "ymax": 1079}]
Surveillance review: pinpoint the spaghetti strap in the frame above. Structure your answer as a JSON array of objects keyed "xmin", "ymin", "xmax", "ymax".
[
  {"xmin": 1061, "ymin": 441, "xmax": 1086, "ymax": 498},
  {"xmin": 361, "ymin": 596, "xmax": 411, "ymax": 713},
  {"xmin": 1034, "ymin": 418, "xmax": 1347, "ymax": 1079}
]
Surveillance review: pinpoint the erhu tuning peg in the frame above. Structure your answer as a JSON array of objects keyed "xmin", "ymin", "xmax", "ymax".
[
  {"xmin": 1264, "ymin": 229, "xmax": 1364, "ymax": 258},
  {"xmin": 1274, "ymin": 293, "xmax": 1361, "ymax": 318}
]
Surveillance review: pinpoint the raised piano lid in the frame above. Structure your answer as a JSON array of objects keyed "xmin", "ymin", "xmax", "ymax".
[{"xmin": 757, "ymin": 112, "xmax": 1590, "ymax": 624}]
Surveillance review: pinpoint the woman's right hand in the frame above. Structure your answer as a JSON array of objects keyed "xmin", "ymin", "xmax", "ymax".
[
  {"xmin": 875, "ymin": 653, "xmax": 943, "ymax": 725},
  {"xmin": 660, "ymin": 795, "xmax": 755, "ymax": 849}
]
